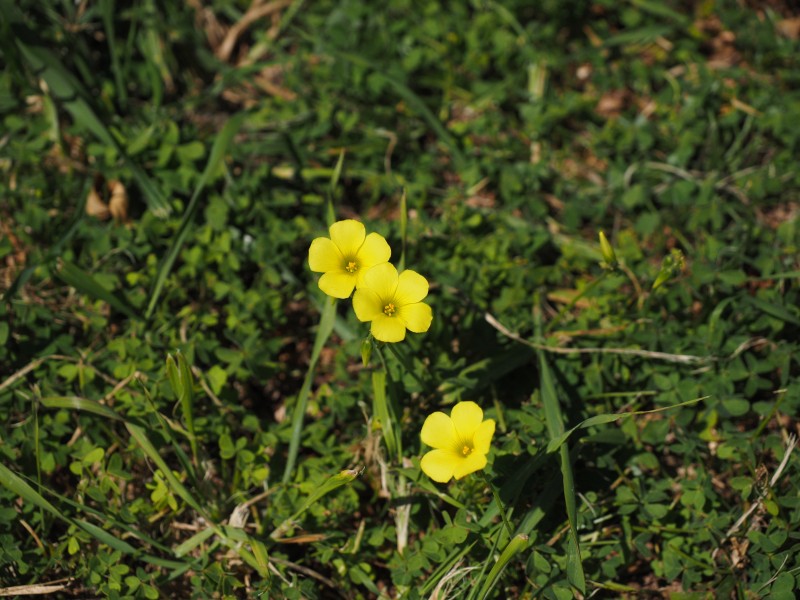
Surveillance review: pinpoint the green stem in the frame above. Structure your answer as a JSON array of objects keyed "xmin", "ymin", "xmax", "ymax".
[
  {"xmin": 282, "ymin": 297, "xmax": 337, "ymax": 484},
  {"xmin": 484, "ymin": 474, "xmax": 514, "ymax": 540},
  {"xmin": 384, "ymin": 342, "xmax": 428, "ymax": 388}
]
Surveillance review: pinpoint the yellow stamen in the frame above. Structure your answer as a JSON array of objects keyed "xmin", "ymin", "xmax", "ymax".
[
  {"xmin": 461, "ymin": 445, "xmax": 472, "ymax": 456},
  {"xmin": 345, "ymin": 261, "xmax": 358, "ymax": 273},
  {"xmin": 383, "ymin": 303, "xmax": 396, "ymax": 316}
]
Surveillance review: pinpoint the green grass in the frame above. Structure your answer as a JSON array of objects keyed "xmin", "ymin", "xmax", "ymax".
[{"xmin": 2, "ymin": 0, "xmax": 800, "ymax": 598}]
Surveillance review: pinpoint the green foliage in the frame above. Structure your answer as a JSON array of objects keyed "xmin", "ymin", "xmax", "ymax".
[{"xmin": 2, "ymin": 0, "xmax": 800, "ymax": 597}]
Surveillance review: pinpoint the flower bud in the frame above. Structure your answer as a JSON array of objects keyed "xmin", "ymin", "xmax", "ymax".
[
  {"xmin": 599, "ymin": 231, "xmax": 617, "ymax": 268},
  {"xmin": 361, "ymin": 337, "xmax": 373, "ymax": 367}
]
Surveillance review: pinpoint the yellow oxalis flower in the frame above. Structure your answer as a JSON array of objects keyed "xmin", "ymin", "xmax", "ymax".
[
  {"xmin": 420, "ymin": 401, "xmax": 495, "ymax": 483},
  {"xmin": 352, "ymin": 263, "xmax": 433, "ymax": 343},
  {"xmin": 308, "ymin": 220, "xmax": 391, "ymax": 298}
]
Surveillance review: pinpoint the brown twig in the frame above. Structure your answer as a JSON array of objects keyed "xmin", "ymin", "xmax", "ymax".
[
  {"xmin": 216, "ymin": 0, "xmax": 293, "ymax": 63},
  {"xmin": 485, "ymin": 312, "xmax": 715, "ymax": 365}
]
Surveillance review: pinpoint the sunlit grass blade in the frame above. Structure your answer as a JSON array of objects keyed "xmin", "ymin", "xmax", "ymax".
[
  {"xmin": 535, "ymin": 291, "xmax": 585, "ymax": 594},
  {"xmin": 419, "ymin": 541, "xmax": 476, "ymax": 596},
  {"xmin": 282, "ymin": 295, "xmax": 337, "ymax": 483},
  {"xmin": 272, "ymin": 468, "xmax": 361, "ymax": 539},
  {"xmin": 40, "ymin": 395, "xmax": 123, "ymax": 421},
  {"xmin": 0, "ymin": 463, "xmax": 191, "ymax": 569},
  {"xmin": 398, "ymin": 188, "xmax": 407, "ymax": 272},
  {"xmin": 476, "ymin": 534, "xmax": 529, "ymax": 600},
  {"xmin": 371, "ymin": 369, "xmax": 398, "ymax": 459},
  {"xmin": 327, "ymin": 148, "xmax": 345, "ymax": 227},
  {"xmin": 539, "ymin": 352, "xmax": 586, "ymax": 593},
  {"xmin": 0, "ymin": 462, "xmax": 60, "ymax": 516},
  {"xmin": 98, "ymin": 0, "xmax": 127, "ymax": 107},
  {"xmin": 145, "ymin": 113, "xmax": 245, "ymax": 319},
  {"xmin": 56, "ymin": 260, "xmax": 138, "ymax": 320},
  {"xmin": 166, "ymin": 352, "xmax": 198, "ymax": 463},
  {"xmin": 546, "ymin": 396, "xmax": 707, "ymax": 453},
  {"xmin": 126, "ymin": 423, "xmax": 207, "ymax": 518},
  {"xmin": 174, "ymin": 526, "xmax": 215, "ymax": 558}
]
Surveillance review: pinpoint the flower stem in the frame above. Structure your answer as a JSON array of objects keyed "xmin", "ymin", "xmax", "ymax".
[
  {"xmin": 484, "ymin": 474, "xmax": 514, "ymax": 540},
  {"xmin": 384, "ymin": 342, "xmax": 428, "ymax": 388}
]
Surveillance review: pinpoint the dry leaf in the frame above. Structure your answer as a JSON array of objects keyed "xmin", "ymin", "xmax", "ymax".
[
  {"xmin": 108, "ymin": 180, "xmax": 129, "ymax": 223},
  {"xmin": 777, "ymin": 18, "xmax": 800, "ymax": 40},
  {"xmin": 86, "ymin": 186, "xmax": 110, "ymax": 220}
]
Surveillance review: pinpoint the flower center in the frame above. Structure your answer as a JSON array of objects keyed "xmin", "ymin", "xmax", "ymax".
[
  {"xmin": 345, "ymin": 260, "xmax": 358, "ymax": 273},
  {"xmin": 461, "ymin": 445, "xmax": 472, "ymax": 456},
  {"xmin": 383, "ymin": 303, "xmax": 396, "ymax": 316}
]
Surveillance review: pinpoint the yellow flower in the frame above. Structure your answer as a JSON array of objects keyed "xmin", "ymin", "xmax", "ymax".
[
  {"xmin": 308, "ymin": 219, "xmax": 391, "ymax": 298},
  {"xmin": 420, "ymin": 401, "xmax": 495, "ymax": 483},
  {"xmin": 352, "ymin": 263, "xmax": 433, "ymax": 343}
]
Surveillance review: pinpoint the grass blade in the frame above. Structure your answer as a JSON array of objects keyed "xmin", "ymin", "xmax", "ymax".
[
  {"xmin": 282, "ymin": 295, "xmax": 338, "ymax": 483},
  {"xmin": 56, "ymin": 260, "xmax": 138, "ymax": 320},
  {"xmin": 0, "ymin": 462, "xmax": 60, "ymax": 516},
  {"xmin": 398, "ymin": 189, "xmax": 407, "ymax": 272},
  {"xmin": 125, "ymin": 423, "xmax": 207, "ymax": 518},
  {"xmin": 535, "ymin": 292, "xmax": 586, "ymax": 594},
  {"xmin": 166, "ymin": 352, "xmax": 198, "ymax": 463},
  {"xmin": 40, "ymin": 396, "xmax": 123, "ymax": 421},
  {"xmin": 477, "ymin": 534, "xmax": 529, "ymax": 600},
  {"xmin": 3, "ymin": 4, "xmax": 171, "ymax": 217},
  {"xmin": 145, "ymin": 113, "xmax": 245, "ymax": 318},
  {"xmin": 310, "ymin": 40, "xmax": 466, "ymax": 171},
  {"xmin": 272, "ymin": 468, "xmax": 361, "ymax": 539},
  {"xmin": 371, "ymin": 369, "xmax": 398, "ymax": 459}
]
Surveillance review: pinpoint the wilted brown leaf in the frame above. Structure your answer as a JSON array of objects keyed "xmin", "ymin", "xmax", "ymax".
[{"xmin": 776, "ymin": 17, "xmax": 800, "ymax": 39}]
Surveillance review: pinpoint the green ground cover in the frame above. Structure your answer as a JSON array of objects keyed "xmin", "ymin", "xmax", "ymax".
[{"xmin": 2, "ymin": 0, "xmax": 800, "ymax": 597}]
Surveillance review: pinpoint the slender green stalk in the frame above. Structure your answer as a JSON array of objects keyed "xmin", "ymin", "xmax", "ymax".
[
  {"xmin": 282, "ymin": 296, "xmax": 337, "ymax": 483},
  {"xmin": 535, "ymin": 291, "xmax": 586, "ymax": 594},
  {"xmin": 483, "ymin": 474, "xmax": 514, "ymax": 540},
  {"xmin": 398, "ymin": 189, "xmax": 408, "ymax": 272},
  {"xmin": 384, "ymin": 342, "xmax": 428, "ymax": 388}
]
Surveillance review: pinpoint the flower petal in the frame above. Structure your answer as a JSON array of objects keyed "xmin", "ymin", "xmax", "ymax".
[
  {"xmin": 329, "ymin": 220, "xmax": 366, "ymax": 258},
  {"xmin": 450, "ymin": 401, "xmax": 484, "ymax": 442},
  {"xmin": 318, "ymin": 271, "xmax": 356, "ymax": 299},
  {"xmin": 420, "ymin": 449, "xmax": 458, "ymax": 483},
  {"xmin": 397, "ymin": 302, "xmax": 432, "ymax": 333},
  {"xmin": 308, "ymin": 237, "xmax": 344, "ymax": 273},
  {"xmin": 361, "ymin": 263, "xmax": 399, "ymax": 303},
  {"xmin": 472, "ymin": 419, "xmax": 496, "ymax": 455},
  {"xmin": 452, "ymin": 451, "xmax": 487, "ymax": 480},
  {"xmin": 352, "ymin": 288, "xmax": 383, "ymax": 322},
  {"xmin": 421, "ymin": 411, "xmax": 458, "ymax": 450},
  {"xmin": 357, "ymin": 233, "xmax": 391, "ymax": 269},
  {"xmin": 394, "ymin": 270, "xmax": 429, "ymax": 306},
  {"xmin": 370, "ymin": 314, "xmax": 406, "ymax": 343}
]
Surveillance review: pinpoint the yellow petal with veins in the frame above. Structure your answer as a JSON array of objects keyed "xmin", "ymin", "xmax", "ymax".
[
  {"xmin": 318, "ymin": 271, "xmax": 356, "ymax": 299},
  {"xmin": 450, "ymin": 401, "xmax": 484, "ymax": 441},
  {"xmin": 352, "ymin": 288, "xmax": 384, "ymax": 322},
  {"xmin": 452, "ymin": 451, "xmax": 487, "ymax": 480},
  {"xmin": 329, "ymin": 220, "xmax": 366, "ymax": 258},
  {"xmin": 420, "ymin": 449, "xmax": 458, "ymax": 483},
  {"xmin": 398, "ymin": 302, "xmax": 432, "ymax": 333},
  {"xmin": 394, "ymin": 270, "xmax": 429, "ymax": 306},
  {"xmin": 370, "ymin": 314, "xmax": 406, "ymax": 342},
  {"xmin": 420, "ymin": 412, "xmax": 458, "ymax": 450},
  {"xmin": 361, "ymin": 263, "xmax": 399, "ymax": 303},
  {"xmin": 472, "ymin": 419, "xmax": 496, "ymax": 455},
  {"xmin": 308, "ymin": 237, "xmax": 344, "ymax": 273}
]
